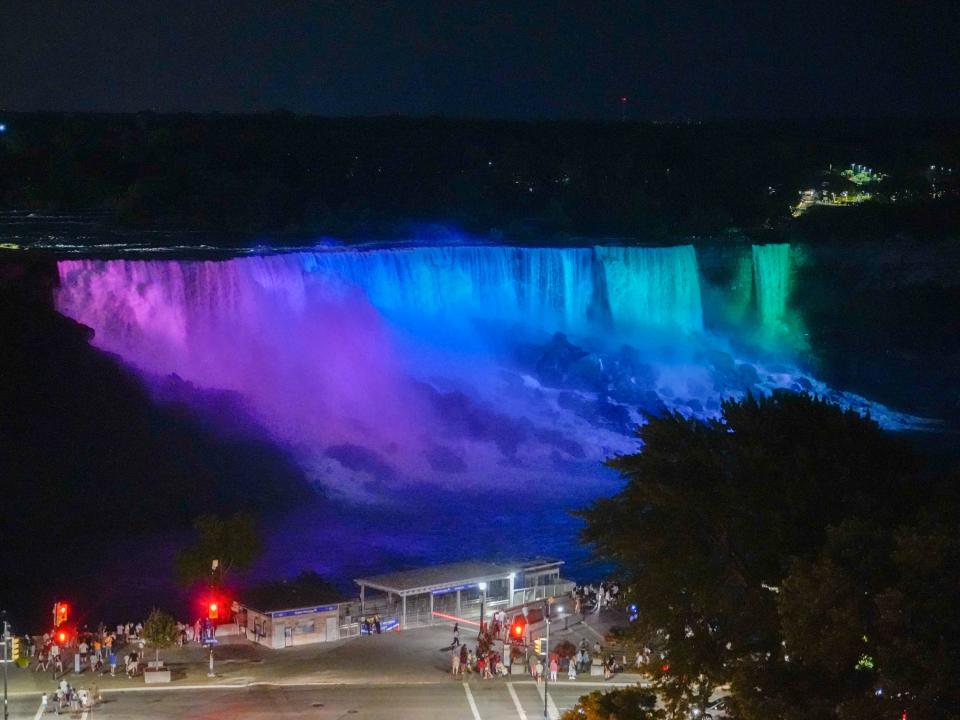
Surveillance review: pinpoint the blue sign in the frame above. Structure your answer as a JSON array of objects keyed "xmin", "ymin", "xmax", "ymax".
[
  {"xmin": 361, "ymin": 617, "xmax": 399, "ymax": 634},
  {"xmin": 272, "ymin": 604, "xmax": 339, "ymax": 618},
  {"xmin": 431, "ymin": 583, "xmax": 475, "ymax": 596}
]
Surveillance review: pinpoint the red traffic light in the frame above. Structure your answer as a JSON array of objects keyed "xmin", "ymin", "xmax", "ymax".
[
  {"xmin": 57, "ymin": 631, "xmax": 67, "ymax": 643},
  {"xmin": 53, "ymin": 601, "xmax": 69, "ymax": 627},
  {"xmin": 208, "ymin": 602, "xmax": 219, "ymax": 620},
  {"xmin": 510, "ymin": 615, "xmax": 526, "ymax": 639}
]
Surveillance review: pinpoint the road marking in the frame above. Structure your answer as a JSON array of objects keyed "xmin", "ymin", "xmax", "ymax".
[
  {"xmin": 81, "ymin": 711, "xmax": 89, "ymax": 720},
  {"xmin": 32, "ymin": 703, "xmax": 45, "ymax": 720},
  {"xmin": 506, "ymin": 682, "xmax": 528, "ymax": 720},
  {"xmin": 462, "ymin": 681, "xmax": 482, "ymax": 720},
  {"xmin": 534, "ymin": 680, "xmax": 561, "ymax": 720}
]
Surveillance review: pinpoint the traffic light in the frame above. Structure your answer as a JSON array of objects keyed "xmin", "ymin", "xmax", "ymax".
[
  {"xmin": 57, "ymin": 630, "xmax": 68, "ymax": 644},
  {"xmin": 510, "ymin": 615, "xmax": 526, "ymax": 642},
  {"xmin": 9, "ymin": 636, "xmax": 20, "ymax": 661},
  {"xmin": 208, "ymin": 602, "xmax": 219, "ymax": 621},
  {"xmin": 534, "ymin": 638, "xmax": 544, "ymax": 655},
  {"xmin": 53, "ymin": 601, "xmax": 69, "ymax": 627}
]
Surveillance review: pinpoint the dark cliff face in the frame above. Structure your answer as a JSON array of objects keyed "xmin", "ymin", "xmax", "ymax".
[
  {"xmin": 793, "ymin": 239, "xmax": 960, "ymax": 425},
  {"xmin": 0, "ymin": 257, "xmax": 313, "ymax": 626}
]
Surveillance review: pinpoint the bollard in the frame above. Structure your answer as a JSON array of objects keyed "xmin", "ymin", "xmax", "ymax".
[{"xmin": 74, "ymin": 653, "xmax": 81, "ymax": 674}]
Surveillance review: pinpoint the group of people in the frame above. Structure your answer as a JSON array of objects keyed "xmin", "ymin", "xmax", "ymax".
[
  {"xmin": 572, "ymin": 580, "xmax": 621, "ymax": 617},
  {"xmin": 40, "ymin": 679, "xmax": 97, "ymax": 715},
  {"xmin": 530, "ymin": 653, "xmax": 567, "ymax": 683},
  {"xmin": 28, "ymin": 616, "xmax": 207, "ymax": 680},
  {"xmin": 450, "ymin": 641, "xmax": 510, "ymax": 679},
  {"xmin": 361, "ymin": 615, "xmax": 384, "ymax": 634}
]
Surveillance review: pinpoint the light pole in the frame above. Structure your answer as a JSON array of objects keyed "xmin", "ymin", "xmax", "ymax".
[
  {"xmin": 477, "ymin": 582, "xmax": 487, "ymax": 638},
  {"xmin": 3, "ymin": 612, "xmax": 9, "ymax": 720},
  {"xmin": 542, "ymin": 597, "xmax": 555, "ymax": 720}
]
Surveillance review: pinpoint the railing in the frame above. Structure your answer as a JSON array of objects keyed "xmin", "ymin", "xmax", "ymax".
[
  {"xmin": 510, "ymin": 580, "xmax": 576, "ymax": 606},
  {"xmin": 357, "ymin": 579, "xmax": 577, "ymax": 631},
  {"xmin": 339, "ymin": 623, "xmax": 360, "ymax": 639}
]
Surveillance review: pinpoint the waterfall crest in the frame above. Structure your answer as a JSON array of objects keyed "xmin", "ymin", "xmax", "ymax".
[{"xmin": 57, "ymin": 244, "xmax": 706, "ymax": 342}]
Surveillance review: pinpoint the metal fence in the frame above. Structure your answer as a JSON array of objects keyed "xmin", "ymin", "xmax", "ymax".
[
  {"xmin": 356, "ymin": 579, "xmax": 576, "ymax": 630},
  {"xmin": 510, "ymin": 580, "xmax": 576, "ymax": 606}
]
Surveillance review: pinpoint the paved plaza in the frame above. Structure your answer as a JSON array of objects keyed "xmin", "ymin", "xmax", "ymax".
[
  {"xmin": 3, "ymin": 678, "xmax": 644, "ymax": 719},
  {"xmin": 2, "ymin": 611, "xmax": 649, "ymax": 718}
]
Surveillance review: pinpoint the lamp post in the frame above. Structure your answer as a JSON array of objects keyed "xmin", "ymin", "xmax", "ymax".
[
  {"xmin": 542, "ymin": 600, "xmax": 552, "ymax": 720},
  {"xmin": 3, "ymin": 612, "xmax": 9, "ymax": 720},
  {"xmin": 477, "ymin": 582, "xmax": 487, "ymax": 638}
]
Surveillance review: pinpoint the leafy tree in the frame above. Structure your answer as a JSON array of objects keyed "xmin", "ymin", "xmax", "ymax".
[
  {"xmin": 174, "ymin": 513, "xmax": 262, "ymax": 587},
  {"xmin": 560, "ymin": 686, "xmax": 662, "ymax": 720},
  {"xmin": 771, "ymin": 501, "xmax": 960, "ymax": 720},
  {"xmin": 578, "ymin": 392, "xmax": 919, "ymax": 719},
  {"xmin": 142, "ymin": 608, "xmax": 178, "ymax": 665}
]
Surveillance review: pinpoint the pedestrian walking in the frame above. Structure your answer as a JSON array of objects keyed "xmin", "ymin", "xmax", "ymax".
[
  {"xmin": 535, "ymin": 659, "xmax": 544, "ymax": 685},
  {"xmin": 550, "ymin": 657, "xmax": 559, "ymax": 682},
  {"xmin": 452, "ymin": 622, "xmax": 460, "ymax": 647}
]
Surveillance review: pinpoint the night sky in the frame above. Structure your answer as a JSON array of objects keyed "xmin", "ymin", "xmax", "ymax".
[{"xmin": 1, "ymin": 0, "xmax": 958, "ymax": 119}]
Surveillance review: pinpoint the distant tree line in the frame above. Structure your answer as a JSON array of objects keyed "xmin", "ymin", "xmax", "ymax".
[{"xmin": 0, "ymin": 113, "xmax": 957, "ymax": 240}]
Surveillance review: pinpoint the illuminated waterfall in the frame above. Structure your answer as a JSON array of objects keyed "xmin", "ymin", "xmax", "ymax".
[
  {"xmin": 752, "ymin": 244, "xmax": 791, "ymax": 328},
  {"xmin": 594, "ymin": 245, "xmax": 703, "ymax": 331},
  {"xmin": 54, "ymin": 239, "xmax": 928, "ymax": 486},
  {"xmin": 58, "ymin": 245, "xmax": 705, "ymax": 346}
]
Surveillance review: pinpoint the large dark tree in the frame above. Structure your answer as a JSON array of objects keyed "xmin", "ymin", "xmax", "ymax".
[
  {"xmin": 578, "ymin": 392, "xmax": 925, "ymax": 719},
  {"xmin": 174, "ymin": 513, "xmax": 263, "ymax": 587}
]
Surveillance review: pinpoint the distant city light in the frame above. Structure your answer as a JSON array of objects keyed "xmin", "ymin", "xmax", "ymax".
[{"xmin": 0, "ymin": 123, "xmax": 6, "ymax": 133}]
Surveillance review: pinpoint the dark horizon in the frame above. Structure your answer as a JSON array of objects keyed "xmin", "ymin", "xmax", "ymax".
[
  {"xmin": 5, "ymin": 110, "xmax": 960, "ymax": 124},
  {"xmin": 2, "ymin": 1, "xmax": 958, "ymax": 121}
]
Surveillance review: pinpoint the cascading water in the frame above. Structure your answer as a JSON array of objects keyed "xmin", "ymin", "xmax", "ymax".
[
  {"xmin": 55, "ymin": 241, "xmax": 926, "ymax": 503},
  {"xmin": 752, "ymin": 243, "xmax": 791, "ymax": 329},
  {"xmin": 296, "ymin": 244, "xmax": 702, "ymax": 333},
  {"xmin": 594, "ymin": 245, "xmax": 703, "ymax": 331}
]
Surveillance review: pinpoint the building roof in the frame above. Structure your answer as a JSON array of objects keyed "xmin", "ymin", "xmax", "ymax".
[
  {"xmin": 356, "ymin": 561, "xmax": 515, "ymax": 595},
  {"xmin": 354, "ymin": 558, "xmax": 563, "ymax": 596}
]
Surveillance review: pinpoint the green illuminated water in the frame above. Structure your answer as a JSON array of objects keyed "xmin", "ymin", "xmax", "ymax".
[{"xmin": 752, "ymin": 244, "xmax": 791, "ymax": 329}]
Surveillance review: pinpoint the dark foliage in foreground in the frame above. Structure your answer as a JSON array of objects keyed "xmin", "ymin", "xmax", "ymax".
[{"xmin": 579, "ymin": 392, "xmax": 959, "ymax": 720}]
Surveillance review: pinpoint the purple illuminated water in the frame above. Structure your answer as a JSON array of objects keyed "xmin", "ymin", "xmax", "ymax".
[{"xmin": 55, "ymin": 245, "xmax": 929, "ymax": 591}]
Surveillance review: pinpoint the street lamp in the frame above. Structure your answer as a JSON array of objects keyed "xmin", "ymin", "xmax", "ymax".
[
  {"xmin": 2, "ymin": 611, "xmax": 9, "ymax": 720},
  {"xmin": 542, "ymin": 597, "xmax": 554, "ymax": 720},
  {"xmin": 477, "ymin": 582, "xmax": 487, "ymax": 637}
]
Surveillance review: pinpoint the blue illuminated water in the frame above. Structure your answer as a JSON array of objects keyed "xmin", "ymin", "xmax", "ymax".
[{"xmin": 53, "ymin": 240, "xmax": 934, "ymax": 610}]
